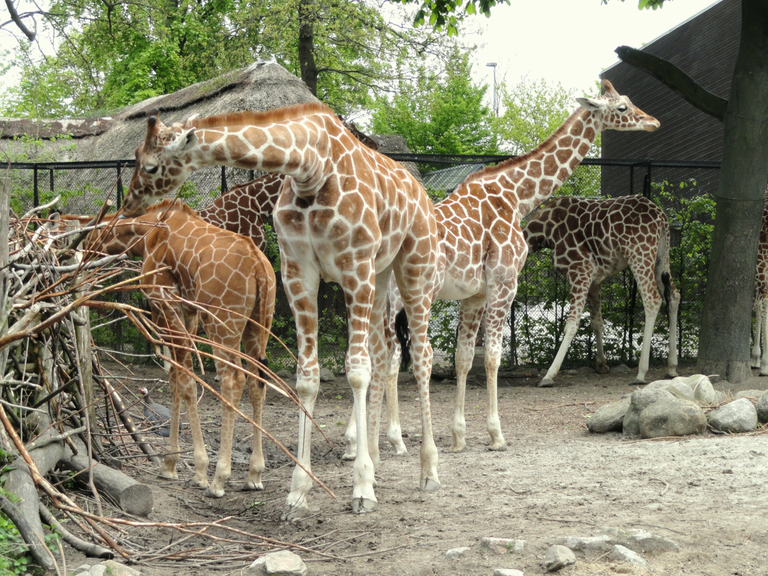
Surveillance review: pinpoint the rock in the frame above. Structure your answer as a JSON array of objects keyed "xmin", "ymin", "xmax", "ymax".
[
  {"xmin": 623, "ymin": 388, "xmax": 675, "ymax": 436},
  {"xmin": 543, "ymin": 544, "xmax": 576, "ymax": 572},
  {"xmin": 707, "ymin": 398, "xmax": 758, "ymax": 433},
  {"xmin": 493, "ymin": 570, "xmax": 525, "ymax": 576},
  {"xmin": 100, "ymin": 561, "xmax": 142, "ymax": 576},
  {"xmin": 481, "ymin": 537, "xmax": 525, "ymax": 554},
  {"xmin": 588, "ymin": 398, "xmax": 631, "ymax": 433},
  {"xmin": 553, "ymin": 535, "xmax": 612, "ymax": 552},
  {"xmin": 735, "ymin": 389, "xmax": 765, "ymax": 401},
  {"xmin": 610, "ymin": 544, "xmax": 647, "ymax": 567},
  {"xmin": 446, "ymin": 546, "xmax": 470, "ymax": 560},
  {"xmin": 246, "ymin": 550, "xmax": 308, "ymax": 576},
  {"xmin": 638, "ymin": 397, "xmax": 707, "ymax": 438},
  {"xmin": 319, "ymin": 368, "xmax": 336, "ymax": 382},
  {"xmin": 684, "ymin": 375, "xmax": 716, "ymax": 404},
  {"xmin": 89, "ymin": 566, "xmax": 106, "ymax": 576},
  {"xmin": 276, "ymin": 369, "xmax": 293, "ymax": 380},
  {"xmin": 757, "ymin": 391, "xmax": 768, "ymax": 423},
  {"xmin": 611, "ymin": 364, "xmax": 631, "ymax": 373},
  {"xmin": 604, "ymin": 528, "xmax": 680, "ymax": 553}
]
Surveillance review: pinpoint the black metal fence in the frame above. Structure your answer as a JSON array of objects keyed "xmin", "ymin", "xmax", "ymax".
[{"xmin": 5, "ymin": 156, "xmax": 720, "ymax": 375}]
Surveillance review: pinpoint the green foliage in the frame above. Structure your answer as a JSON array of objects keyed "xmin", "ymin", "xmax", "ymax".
[
  {"xmin": 402, "ymin": 0, "xmax": 511, "ymax": 36},
  {"xmin": 370, "ymin": 47, "xmax": 497, "ymax": 155},
  {"xmin": 0, "ymin": 488, "xmax": 60, "ymax": 576}
]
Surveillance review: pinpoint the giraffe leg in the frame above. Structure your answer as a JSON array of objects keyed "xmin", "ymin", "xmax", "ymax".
[
  {"xmin": 385, "ymin": 277, "xmax": 407, "ymax": 456},
  {"xmin": 207, "ymin": 358, "xmax": 246, "ymax": 498},
  {"xmin": 451, "ymin": 301, "xmax": 484, "ymax": 452},
  {"xmin": 483, "ymin": 306, "xmax": 508, "ymax": 451},
  {"xmin": 539, "ymin": 269, "xmax": 593, "ymax": 388},
  {"xmin": 586, "ymin": 282, "xmax": 609, "ymax": 374},
  {"xmin": 243, "ymin": 373, "xmax": 267, "ymax": 491},
  {"xmin": 751, "ymin": 298, "xmax": 762, "ymax": 369},
  {"xmin": 760, "ymin": 295, "xmax": 768, "ymax": 375},
  {"xmin": 401, "ymin": 294, "xmax": 439, "ymax": 491},
  {"xmin": 343, "ymin": 410, "xmax": 357, "ymax": 460},
  {"xmin": 666, "ymin": 279, "xmax": 680, "ymax": 378},
  {"xmin": 633, "ymin": 267, "xmax": 663, "ymax": 385}
]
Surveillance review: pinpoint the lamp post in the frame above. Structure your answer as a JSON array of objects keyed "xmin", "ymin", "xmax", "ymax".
[{"xmin": 486, "ymin": 62, "xmax": 498, "ymax": 116}]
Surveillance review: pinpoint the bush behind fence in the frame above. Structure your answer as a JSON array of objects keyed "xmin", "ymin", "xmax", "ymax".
[{"xmin": 7, "ymin": 156, "xmax": 719, "ymax": 376}]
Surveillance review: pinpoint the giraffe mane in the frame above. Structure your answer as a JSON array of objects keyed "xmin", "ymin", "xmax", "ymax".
[
  {"xmin": 463, "ymin": 107, "xmax": 589, "ymax": 185},
  {"xmin": 143, "ymin": 198, "xmax": 200, "ymax": 219},
  {"xmin": 183, "ymin": 103, "xmax": 335, "ymax": 129}
]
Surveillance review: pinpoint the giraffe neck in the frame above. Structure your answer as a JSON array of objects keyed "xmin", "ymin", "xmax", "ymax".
[
  {"xmin": 473, "ymin": 107, "xmax": 599, "ymax": 218},
  {"xmin": 190, "ymin": 121, "xmax": 332, "ymax": 196},
  {"xmin": 88, "ymin": 219, "xmax": 163, "ymax": 257}
]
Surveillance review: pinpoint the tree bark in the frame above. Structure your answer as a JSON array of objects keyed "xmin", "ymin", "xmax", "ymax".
[
  {"xmin": 298, "ymin": 0, "xmax": 318, "ymax": 96},
  {"xmin": 698, "ymin": 0, "xmax": 768, "ymax": 381}
]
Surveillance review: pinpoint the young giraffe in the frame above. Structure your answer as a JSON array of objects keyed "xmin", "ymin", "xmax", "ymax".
[
  {"xmin": 750, "ymin": 186, "xmax": 768, "ymax": 374},
  {"xmin": 375, "ymin": 80, "xmax": 659, "ymax": 455},
  {"xmin": 121, "ymin": 104, "xmax": 441, "ymax": 518},
  {"xmin": 523, "ymin": 195, "xmax": 680, "ymax": 387},
  {"xmin": 77, "ymin": 200, "xmax": 276, "ymax": 498}
]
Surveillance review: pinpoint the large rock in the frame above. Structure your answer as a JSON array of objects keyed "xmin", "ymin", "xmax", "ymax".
[
  {"xmin": 543, "ymin": 544, "xmax": 576, "ymax": 572},
  {"xmin": 707, "ymin": 398, "xmax": 758, "ymax": 433},
  {"xmin": 757, "ymin": 390, "xmax": 768, "ymax": 424},
  {"xmin": 246, "ymin": 551, "xmax": 308, "ymax": 576},
  {"xmin": 623, "ymin": 388, "xmax": 676, "ymax": 436},
  {"xmin": 587, "ymin": 397, "xmax": 631, "ymax": 433},
  {"xmin": 638, "ymin": 397, "xmax": 707, "ymax": 438}
]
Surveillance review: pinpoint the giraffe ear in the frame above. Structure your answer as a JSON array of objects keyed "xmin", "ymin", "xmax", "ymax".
[
  {"xmin": 167, "ymin": 128, "xmax": 198, "ymax": 154},
  {"xmin": 575, "ymin": 97, "xmax": 604, "ymax": 112}
]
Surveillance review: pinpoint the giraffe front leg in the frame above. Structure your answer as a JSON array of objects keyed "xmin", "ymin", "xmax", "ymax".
[
  {"xmin": 751, "ymin": 298, "xmax": 762, "ymax": 368},
  {"xmin": 483, "ymin": 308, "xmax": 507, "ymax": 451},
  {"xmin": 342, "ymin": 409, "xmax": 357, "ymax": 460},
  {"xmin": 586, "ymin": 283, "xmax": 609, "ymax": 374},
  {"xmin": 160, "ymin": 364, "xmax": 182, "ymax": 481},
  {"xmin": 666, "ymin": 282, "xmax": 680, "ymax": 378},
  {"xmin": 366, "ymin": 286, "xmax": 390, "ymax": 468},
  {"xmin": 634, "ymin": 294, "xmax": 662, "ymax": 385}
]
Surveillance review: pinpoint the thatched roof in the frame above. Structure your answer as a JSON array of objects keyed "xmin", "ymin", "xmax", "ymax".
[{"xmin": 0, "ymin": 61, "xmax": 319, "ymax": 162}]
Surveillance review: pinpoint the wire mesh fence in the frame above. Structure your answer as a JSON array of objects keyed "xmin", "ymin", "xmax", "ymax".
[{"xmin": 5, "ymin": 156, "xmax": 720, "ymax": 376}]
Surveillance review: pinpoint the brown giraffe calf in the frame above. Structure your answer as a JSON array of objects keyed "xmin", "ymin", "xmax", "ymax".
[
  {"xmin": 74, "ymin": 200, "xmax": 276, "ymax": 498},
  {"xmin": 523, "ymin": 195, "xmax": 680, "ymax": 387},
  {"xmin": 750, "ymin": 187, "xmax": 768, "ymax": 374}
]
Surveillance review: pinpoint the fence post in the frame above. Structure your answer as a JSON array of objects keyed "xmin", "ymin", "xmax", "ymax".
[
  {"xmin": 221, "ymin": 166, "xmax": 227, "ymax": 194},
  {"xmin": 643, "ymin": 162, "xmax": 652, "ymax": 198},
  {"xmin": 33, "ymin": 164, "xmax": 39, "ymax": 208},
  {"xmin": 0, "ymin": 179, "xmax": 10, "ymax": 377},
  {"xmin": 116, "ymin": 162, "xmax": 124, "ymax": 209}
]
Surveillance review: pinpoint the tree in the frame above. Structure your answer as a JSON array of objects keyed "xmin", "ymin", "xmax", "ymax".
[
  {"xmin": 613, "ymin": 0, "xmax": 768, "ymax": 382},
  {"xmin": 0, "ymin": 0, "xmax": 453, "ymax": 117},
  {"xmin": 369, "ymin": 47, "xmax": 497, "ymax": 155}
]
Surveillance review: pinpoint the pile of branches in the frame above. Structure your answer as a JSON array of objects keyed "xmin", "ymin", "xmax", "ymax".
[{"xmin": 0, "ymin": 183, "xmax": 329, "ymax": 573}]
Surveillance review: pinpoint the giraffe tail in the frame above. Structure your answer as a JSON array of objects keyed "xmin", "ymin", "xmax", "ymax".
[
  {"xmin": 661, "ymin": 271, "xmax": 672, "ymax": 322},
  {"xmin": 395, "ymin": 308, "xmax": 411, "ymax": 371}
]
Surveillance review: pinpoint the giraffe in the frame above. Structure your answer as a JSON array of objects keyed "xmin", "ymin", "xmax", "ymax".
[
  {"xmin": 523, "ymin": 195, "xmax": 680, "ymax": 387},
  {"xmin": 77, "ymin": 199, "xmax": 276, "ymax": 498},
  {"xmin": 750, "ymin": 186, "xmax": 768, "ymax": 374},
  {"xmin": 373, "ymin": 80, "xmax": 659, "ymax": 455},
  {"xmin": 121, "ymin": 104, "xmax": 442, "ymax": 518},
  {"xmin": 197, "ymin": 171, "xmax": 283, "ymax": 252}
]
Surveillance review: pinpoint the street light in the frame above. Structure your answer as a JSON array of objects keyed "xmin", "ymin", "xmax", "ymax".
[{"xmin": 486, "ymin": 62, "xmax": 497, "ymax": 117}]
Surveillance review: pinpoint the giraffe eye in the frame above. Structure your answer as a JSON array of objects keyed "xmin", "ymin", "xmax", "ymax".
[
  {"xmin": 144, "ymin": 164, "xmax": 159, "ymax": 175},
  {"xmin": 617, "ymin": 105, "xmax": 628, "ymax": 112}
]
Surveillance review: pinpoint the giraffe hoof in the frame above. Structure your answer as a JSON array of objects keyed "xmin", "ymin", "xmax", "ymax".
[
  {"xmin": 450, "ymin": 444, "xmax": 467, "ymax": 453},
  {"xmin": 341, "ymin": 451, "xmax": 356, "ymax": 461},
  {"xmin": 204, "ymin": 486, "xmax": 225, "ymax": 499},
  {"xmin": 488, "ymin": 443, "xmax": 507, "ymax": 452},
  {"xmin": 281, "ymin": 504, "xmax": 311, "ymax": 522},
  {"xmin": 631, "ymin": 378, "xmax": 647, "ymax": 386},
  {"xmin": 351, "ymin": 496, "xmax": 377, "ymax": 514},
  {"xmin": 243, "ymin": 481, "xmax": 264, "ymax": 491},
  {"xmin": 420, "ymin": 477, "xmax": 441, "ymax": 492},
  {"xmin": 538, "ymin": 378, "xmax": 555, "ymax": 388}
]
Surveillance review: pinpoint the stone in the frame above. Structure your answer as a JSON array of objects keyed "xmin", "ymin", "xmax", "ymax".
[
  {"xmin": 610, "ymin": 544, "xmax": 647, "ymax": 567},
  {"xmin": 707, "ymin": 398, "xmax": 758, "ymax": 433},
  {"xmin": 246, "ymin": 550, "xmax": 308, "ymax": 576},
  {"xmin": 588, "ymin": 398, "xmax": 631, "ymax": 433},
  {"xmin": 684, "ymin": 375, "xmax": 716, "ymax": 404},
  {"xmin": 623, "ymin": 388, "xmax": 676, "ymax": 436},
  {"xmin": 553, "ymin": 535, "xmax": 612, "ymax": 553},
  {"xmin": 319, "ymin": 368, "xmax": 336, "ymax": 382},
  {"xmin": 543, "ymin": 544, "xmax": 576, "ymax": 572},
  {"xmin": 445, "ymin": 546, "xmax": 470, "ymax": 560},
  {"xmin": 611, "ymin": 364, "xmax": 631, "ymax": 373},
  {"xmin": 757, "ymin": 390, "xmax": 768, "ymax": 424},
  {"xmin": 638, "ymin": 397, "xmax": 707, "ymax": 438},
  {"xmin": 605, "ymin": 528, "xmax": 680, "ymax": 553},
  {"xmin": 735, "ymin": 389, "xmax": 764, "ymax": 401},
  {"xmin": 493, "ymin": 570, "xmax": 525, "ymax": 576},
  {"xmin": 101, "ymin": 561, "xmax": 142, "ymax": 576},
  {"xmin": 481, "ymin": 537, "xmax": 524, "ymax": 554}
]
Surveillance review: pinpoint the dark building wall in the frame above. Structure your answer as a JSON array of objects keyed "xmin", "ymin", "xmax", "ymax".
[{"xmin": 599, "ymin": 0, "xmax": 739, "ymax": 199}]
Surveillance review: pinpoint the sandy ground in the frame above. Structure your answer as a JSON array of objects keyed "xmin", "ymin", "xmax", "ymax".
[{"xmin": 61, "ymin": 361, "xmax": 768, "ymax": 576}]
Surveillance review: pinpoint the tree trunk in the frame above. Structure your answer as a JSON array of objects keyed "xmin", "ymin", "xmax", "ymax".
[
  {"xmin": 698, "ymin": 0, "xmax": 768, "ymax": 382},
  {"xmin": 298, "ymin": 0, "xmax": 318, "ymax": 96}
]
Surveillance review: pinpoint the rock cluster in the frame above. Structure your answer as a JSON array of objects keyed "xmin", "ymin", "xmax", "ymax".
[{"xmin": 587, "ymin": 374, "xmax": 768, "ymax": 438}]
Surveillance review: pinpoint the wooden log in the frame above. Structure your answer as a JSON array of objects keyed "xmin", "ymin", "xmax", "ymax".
[{"xmin": 60, "ymin": 435, "xmax": 153, "ymax": 517}]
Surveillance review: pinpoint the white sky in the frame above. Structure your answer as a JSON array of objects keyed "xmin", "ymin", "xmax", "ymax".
[{"xmin": 468, "ymin": 0, "xmax": 722, "ymax": 97}]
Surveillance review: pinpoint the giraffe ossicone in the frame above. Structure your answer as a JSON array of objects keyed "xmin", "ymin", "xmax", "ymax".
[
  {"xmin": 365, "ymin": 79, "xmax": 660, "ymax": 456},
  {"xmin": 524, "ymin": 195, "xmax": 680, "ymax": 387},
  {"xmin": 71, "ymin": 200, "xmax": 276, "ymax": 498},
  {"xmin": 124, "ymin": 104, "xmax": 442, "ymax": 518}
]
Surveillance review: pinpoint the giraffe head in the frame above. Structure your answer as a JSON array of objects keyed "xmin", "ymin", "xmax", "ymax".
[
  {"xmin": 575, "ymin": 80, "xmax": 660, "ymax": 133},
  {"xmin": 123, "ymin": 111, "xmax": 199, "ymax": 216}
]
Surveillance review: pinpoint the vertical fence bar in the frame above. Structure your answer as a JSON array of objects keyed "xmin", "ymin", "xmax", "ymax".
[
  {"xmin": 33, "ymin": 165, "xmax": 39, "ymax": 208},
  {"xmin": 116, "ymin": 162, "xmax": 124, "ymax": 209},
  {"xmin": 49, "ymin": 169, "xmax": 54, "ymax": 199},
  {"xmin": 221, "ymin": 166, "xmax": 227, "ymax": 194}
]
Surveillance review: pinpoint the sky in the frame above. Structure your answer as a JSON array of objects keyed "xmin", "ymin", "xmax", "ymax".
[{"xmin": 468, "ymin": 0, "xmax": 722, "ymax": 97}]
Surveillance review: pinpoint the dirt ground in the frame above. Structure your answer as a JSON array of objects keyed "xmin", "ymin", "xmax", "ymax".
[{"xmin": 64, "ymin": 361, "xmax": 768, "ymax": 576}]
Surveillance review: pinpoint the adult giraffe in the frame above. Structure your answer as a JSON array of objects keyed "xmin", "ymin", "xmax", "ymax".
[
  {"xmin": 121, "ymin": 104, "xmax": 441, "ymax": 518},
  {"xmin": 523, "ymin": 195, "xmax": 680, "ymax": 387},
  {"xmin": 750, "ymin": 187, "xmax": 768, "ymax": 374},
  {"xmin": 379, "ymin": 80, "xmax": 659, "ymax": 454},
  {"xmin": 77, "ymin": 200, "xmax": 275, "ymax": 498}
]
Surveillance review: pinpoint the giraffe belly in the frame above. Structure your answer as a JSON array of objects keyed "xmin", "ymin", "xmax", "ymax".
[{"xmin": 437, "ymin": 274, "xmax": 485, "ymax": 302}]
